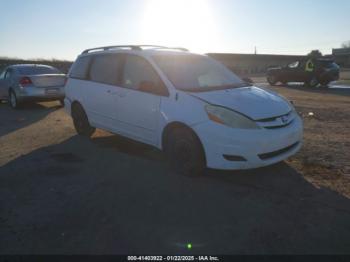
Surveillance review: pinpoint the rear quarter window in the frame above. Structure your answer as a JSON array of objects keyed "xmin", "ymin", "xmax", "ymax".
[{"xmin": 70, "ymin": 56, "xmax": 91, "ymax": 80}]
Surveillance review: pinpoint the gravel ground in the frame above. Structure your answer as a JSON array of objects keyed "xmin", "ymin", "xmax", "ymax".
[
  {"xmin": 1, "ymin": 85, "xmax": 350, "ymax": 254},
  {"xmin": 262, "ymin": 84, "xmax": 350, "ymax": 198}
]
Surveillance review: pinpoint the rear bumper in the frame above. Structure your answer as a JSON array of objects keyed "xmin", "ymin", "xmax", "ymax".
[{"xmin": 16, "ymin": 86, "xmax": 65, "ymax": 102}]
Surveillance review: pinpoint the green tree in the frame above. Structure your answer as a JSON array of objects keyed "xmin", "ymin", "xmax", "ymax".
[{"xmin": 307, "ymin": 50, "xmax": 322, "ymax": 58}]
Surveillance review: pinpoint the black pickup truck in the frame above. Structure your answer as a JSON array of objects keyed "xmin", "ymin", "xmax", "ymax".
[{"xmin": 266, "ymin": 59, "xmax": 340, "ymax": 87}]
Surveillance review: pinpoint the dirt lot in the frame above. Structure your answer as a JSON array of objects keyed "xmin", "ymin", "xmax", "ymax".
[
  {"xmin": 1, "ymin": 84, "xmax": 350, "ymax": 254},
  {"xmin": 265, "ymin": 84, "xmax": 350, "ymax": 198}
]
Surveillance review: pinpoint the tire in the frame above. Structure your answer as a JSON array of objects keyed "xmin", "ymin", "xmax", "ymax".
[
  {"xmin": 320, "ymin": 80, "xmax": 330, "ymax": 88},
  {"xmin": 306, "ymin": 76, "xmax": 319, "ymax": 88},
  {"xmin": 267, "ymin": 75, "xmax": 278, "ymax": 86},
  {"xmin": 59, "ymin": 99, "xmax": 65, "ymax": 107},
  {"xmin": 9, "ymin": 90, "xmax": 20, "ymax": 109},
  {"xmin": 164, "ymin": 127, "xmax": 206, "ymax": 177},
  {"xmin": 71, "ymin": 103, "xmax": 95, "ymax": 137}
]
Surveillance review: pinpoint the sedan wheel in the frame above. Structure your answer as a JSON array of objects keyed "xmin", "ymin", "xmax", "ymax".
[{"xmin": 9, "ymin": 91, "xmax": 19, "ymax": 109}]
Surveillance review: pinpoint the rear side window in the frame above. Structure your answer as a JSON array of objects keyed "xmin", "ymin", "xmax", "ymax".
[
  {"xmin": 89, "ymin": 54, "xmax": 122, "ymax": 85},
  {"xmin": 70, "ymin": 56, "xmax": 91, "ymax": 80}
]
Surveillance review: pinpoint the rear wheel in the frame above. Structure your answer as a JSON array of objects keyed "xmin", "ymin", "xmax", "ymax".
[
  {"xmin": 306, "ymin": 77, "xmax": 319, "ymax": 88},
  {"xmin": 71, "ymin": 103, "xmax": 95, "ymax": 137},
  {"xmin": 164, "ymin": 127, "xmax": 206, "ymax": 177},
  {"xmin": 267, "ymin": 75, "xmax": 278, "ymax": 86},
  {"xmin": 9, "ymin": 90, "xmax": 20, "ymax": 109},
  {"xmin": 320, "ymin": 80, "xmax": 330, "ymax": 88}
]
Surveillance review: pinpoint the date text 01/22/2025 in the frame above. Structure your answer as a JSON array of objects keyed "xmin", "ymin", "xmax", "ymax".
[{"xmin": 127, "ymin": 256, "xmax": 220, "ymax": 261}]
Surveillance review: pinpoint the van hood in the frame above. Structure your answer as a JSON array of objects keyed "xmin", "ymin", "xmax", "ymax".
[{"xmin": 189, "ymin": 86, "xmax": 291, "ymax": 120}]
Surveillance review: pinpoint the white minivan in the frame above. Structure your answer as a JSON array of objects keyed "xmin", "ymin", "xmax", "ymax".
[{"xmin": 65, "ymin": 45, "xmax": 303, "ymax": 175}]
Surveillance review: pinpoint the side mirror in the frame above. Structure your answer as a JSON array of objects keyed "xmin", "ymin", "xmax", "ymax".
[
  {"xmin": 242, "ymin": 77, "xmax": 253, "ymax": 84},
  {"xmin": 139, "ymin": 81, "xmax": 156, "ymax": 93}
]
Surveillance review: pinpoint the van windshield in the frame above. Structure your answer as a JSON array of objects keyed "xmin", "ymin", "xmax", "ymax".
[{"xmin": 153, "ymin": 54, "xmax": 250, "ymax": 92}]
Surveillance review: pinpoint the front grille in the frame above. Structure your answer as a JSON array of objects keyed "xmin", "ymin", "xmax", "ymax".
[
  {"xmin": 258, "ymin": 142, "xmax": 299, "ymax": 160},
  {"xmin": 263, "ymin": 120, "xmax": 294, "ymax": 129},
  {"xmin": 256, "ymin": 111, "xmax": 295, "ymax": 130}
]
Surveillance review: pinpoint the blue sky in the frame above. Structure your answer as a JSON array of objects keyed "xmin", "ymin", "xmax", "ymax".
[{"xmin": 0, "ymin": 0, "xmax": 349, "ymax": 60}]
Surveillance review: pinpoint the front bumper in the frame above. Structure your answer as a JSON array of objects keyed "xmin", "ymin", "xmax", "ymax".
[
  {"xmin": 17, "ymin": 86, "xmax": 65, "ymax": 102},
  {"xmin": 193, "ymin": 115, "xmax": 303, "ymax": 170},
  {"xmin": 319, "ymin": 70, "xmax": 340, "ymax": 82}
]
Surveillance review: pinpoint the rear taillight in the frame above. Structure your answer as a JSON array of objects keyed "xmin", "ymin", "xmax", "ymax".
[
  {"xmin": 20, "ymin": 77, "xmax": 32, "ymax": 86},
  {"xmin": 64, "ymin": 77, "xmax": 68, "ymax": 86}
]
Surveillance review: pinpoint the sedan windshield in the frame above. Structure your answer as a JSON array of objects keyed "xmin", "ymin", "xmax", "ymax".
[
  {"xmin": 153, "ymin": 54, "xmax": 249, "ymax": 92},
  {"xmin": 18, "ymin": 66, "xmax": 61, "ymax": 75}
]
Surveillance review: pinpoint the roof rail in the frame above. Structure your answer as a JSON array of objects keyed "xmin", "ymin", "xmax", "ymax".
[
  {"xmin": 81, "ymin": 45, "xmax": 189, "ymax": 54},
  {"xmin": 82, "ymin": 45, "xmax": 142, "ymax": 54}
]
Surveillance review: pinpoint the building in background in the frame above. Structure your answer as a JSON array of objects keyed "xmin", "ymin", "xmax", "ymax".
[
  {"xmin": 207, "ymin": 53, "xmax": 306, "ymax": 76},
  {"xmin": 332, "ymin": 48, "xmax": 350, "ymax": 67}
]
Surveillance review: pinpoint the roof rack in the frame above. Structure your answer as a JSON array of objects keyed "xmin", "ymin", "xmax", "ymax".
[{"xmin": 81, "ymin": 45, "xmax": 188, "ymax": 54}]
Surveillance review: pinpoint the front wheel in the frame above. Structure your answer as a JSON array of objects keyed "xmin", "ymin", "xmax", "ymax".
[
  {"xmin": 164, "ymin": 127, "xmax": 206, "ymax": 177},
  {"xmin": 71, "ymin": 103, "xmax": 95, "ymax": 137},
  {"xmin": 319, "ymin": 80, "xmax": 330, "ymax": 88}
]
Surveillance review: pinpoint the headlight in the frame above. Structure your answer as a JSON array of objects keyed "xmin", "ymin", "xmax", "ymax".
[{"xmin": 205, "ymin": 105, "xmax": 260, "ymax": 129}]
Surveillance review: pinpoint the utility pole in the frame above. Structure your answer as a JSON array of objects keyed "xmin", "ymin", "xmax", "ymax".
[{"xmin": 254, "ymin": 46, "xmax": 257, "ymax": 55}]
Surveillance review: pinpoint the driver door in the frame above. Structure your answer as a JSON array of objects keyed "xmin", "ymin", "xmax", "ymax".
[
  {"xmin": 284, "ymin": 61, "xmax": 303, "ymax": 82},
  {"xmin": 115, "ymin": 54, "xmax": 168, "ymax": 145}
]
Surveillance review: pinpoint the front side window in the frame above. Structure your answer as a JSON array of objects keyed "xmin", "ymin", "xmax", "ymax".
[
  {"xmin": 122, "ymin": 55, "xmax": 160, "ymax": 90},
  {"xmin": 153, "ymin": 54, "xmax": 247, "ymax": 92},
  {"xmin": 70, "ymin": 56, "xmax": 91, "ymax": 80},
  {"xmin": 89, "ymin": 54, "xmax": 122, "ymax": 85},
  {"xmin": 121, "ymin": 55, "xmax": 168, "ymax": 96}
]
